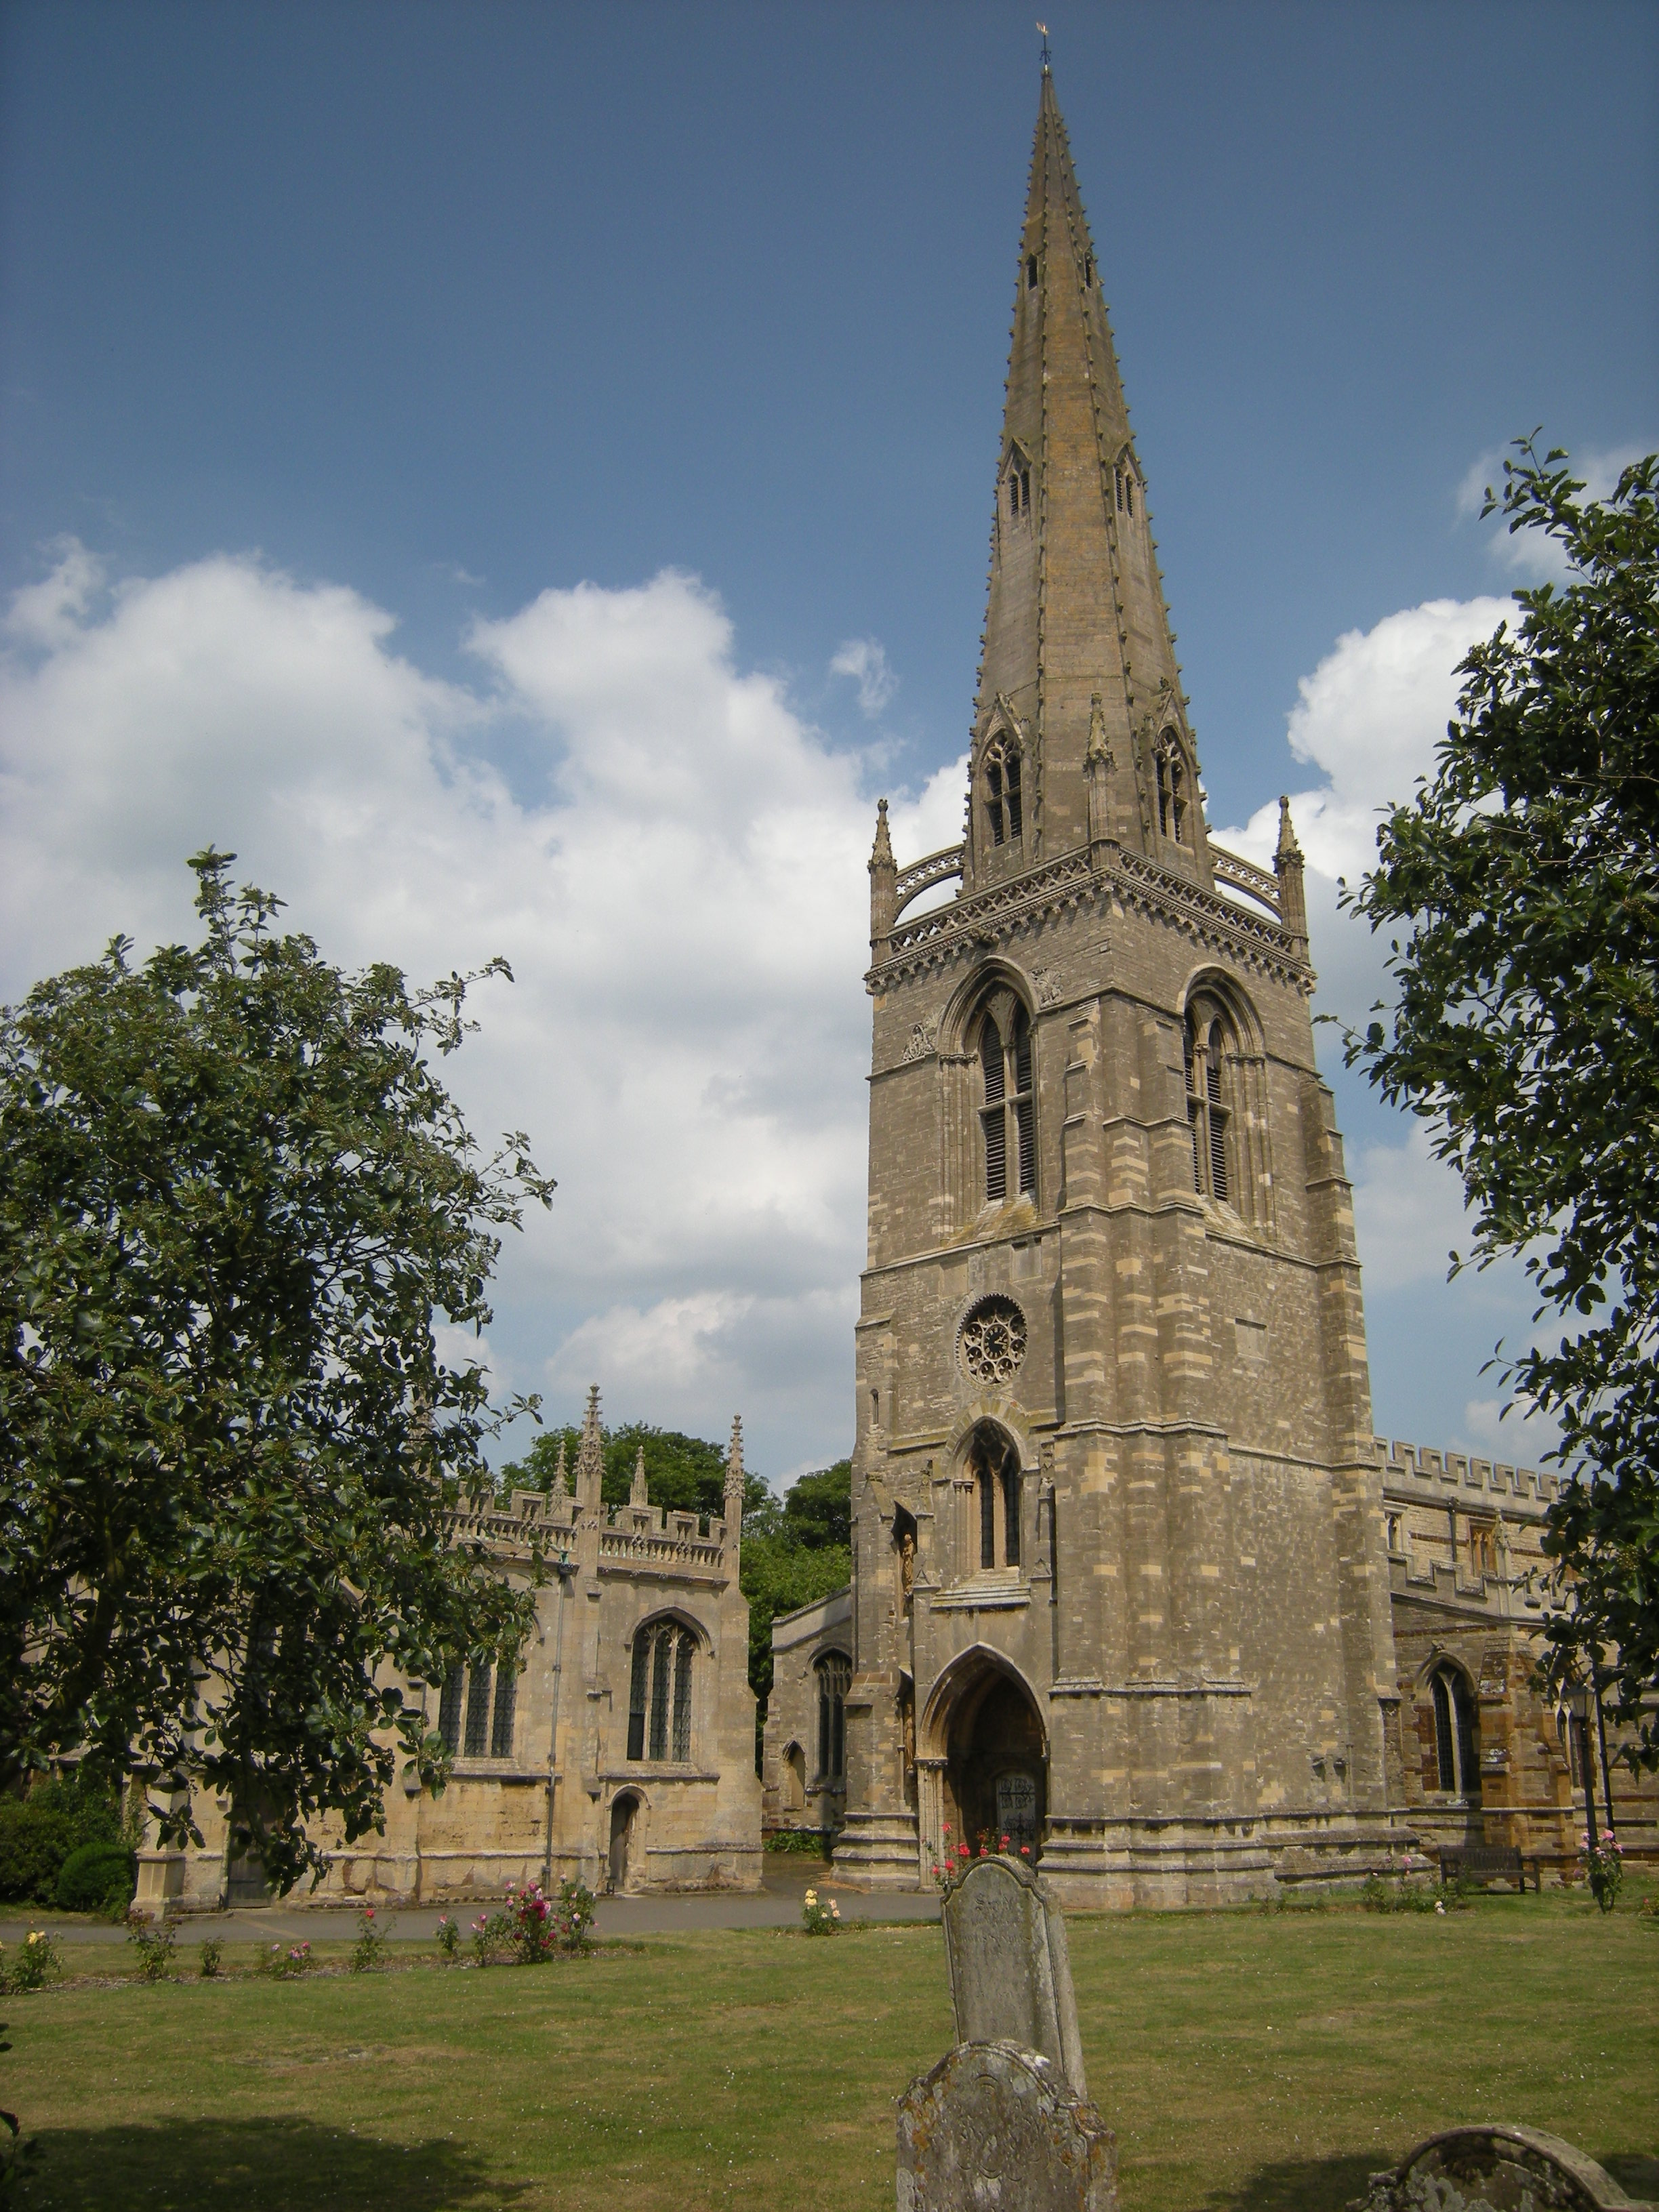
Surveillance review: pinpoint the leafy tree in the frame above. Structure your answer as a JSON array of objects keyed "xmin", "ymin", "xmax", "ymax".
[
  {"xmin": 499, "ymin": 1421, "xmax": 771, "ymax": 1523},
  {"xmin": 1342, "ymin": 438, "xmax": 1658, "ymax": 1767},
  {"xmin": 0, "ymin": 853, "xmax": 554, "ymax": 1888}
]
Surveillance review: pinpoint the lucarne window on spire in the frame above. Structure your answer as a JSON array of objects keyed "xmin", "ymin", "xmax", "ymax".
[
  {"xmin": 983, "ymin": 733, "xmax": 1023, "ymax": 849},
  {"xmin": 1155, "ymin": 733, "xmax": 1189, "ymax": 846},
  {"xmin": 1026, "ymin": 253, "xmax": 1038, "ymax": 289}
]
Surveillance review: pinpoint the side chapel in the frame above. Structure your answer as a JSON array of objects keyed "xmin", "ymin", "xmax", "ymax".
[{"xmin": 136, "ymin": 1391, "xmax": 762, "ymax": 1911}]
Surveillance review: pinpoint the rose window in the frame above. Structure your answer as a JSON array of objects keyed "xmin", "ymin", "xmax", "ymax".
[{"xmin": 959, "ymin": 1296, "xmax": 1027, "ymax": 1388}]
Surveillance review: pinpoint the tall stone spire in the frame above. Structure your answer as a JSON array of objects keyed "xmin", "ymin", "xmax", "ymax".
[{"xmin": 967, "ymin": 68, "xmax": 1206, "ymax": 888}]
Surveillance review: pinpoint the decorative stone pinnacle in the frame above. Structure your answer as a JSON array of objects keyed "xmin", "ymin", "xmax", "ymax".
[
  {"xmin": 870, "ymin": 797, "xmax": 895, "ymax": 872},
  {"xmin": 630, "ymin": 1443, "xmax": 649, "ymax": 1508},
  {"xmin": 1275, "ymin": 794, "xmax": 1304, "ymax": 867},
  {"xmin": 552, "ymin": 1434, "xmax": 569, "ymax": 1500},
  {"xmin": 575, "ymin": 1384, "xmax": 605, "ymax": 1510},
  {"xmin": 724, "ymin": 1415, "xmax": 745, "ymax": 1495}
]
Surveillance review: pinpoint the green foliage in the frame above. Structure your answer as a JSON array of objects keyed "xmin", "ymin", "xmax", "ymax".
[
  {"xmin": 0, "ymin": 1936, "xmax": 58, "ymax": 1996},
  {"xmin": 499, "ymin": 1421, "xmax": 770, "ymax": 1525},
  {"xmin": 125, "ymin": 1914, "xmax": 176, "ymax": 1983},
  {"xmin": 258, "ymin": 1940, "xmax": 312, "ymax": 1980},
  {"xmin": 434, "ymin": 1913, "xmax": 459, "ymax": 1960},
  {"xmin": 764, "ymin": 1827, "xmax": 832, "ymax": 1858},
  {"xmin": 779, "ymin": 1461, "xmax": 852, "ymax": 1549},
  {"xmin": 0, "ymin": 853, "xmax": 556, "ymax": 1890},
  {"xmin": 800, "ymin": 1883, "xmax": 840, "ymax": 1935},
  {"xmin": 0, "ymin": 1771, "xmax": 121, "ymax": 1904},
  {"xmin": 1342, "ymin": 440, "xmax": 1659, "ymax": 1768},
  {"xmin": 554, "ymin": 1877, "xmax": 597, "ymax": 1954},
  {"xmin": 197, "ymin": 1939, "xmax": 223, "ymax": 1979},
  {"xmin": 54, "ymin": 1840, "xmax": 136, "ymax": 1918},
  {"xmin": 350, "ymin": 1904, "xmax": 390, "ymax": 1973},
  {"xmin": 741, "ymin": 1460, "xmax": 852, "ymax": 1727}
]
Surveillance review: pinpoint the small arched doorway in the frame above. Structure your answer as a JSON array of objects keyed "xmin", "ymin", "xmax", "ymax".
[
  {"xmin": 782, "ymin": 1742, "xmax": 806, "ymax": 1818},
  {"xmin": 928, "ymin": 1651, "xmax": 1048, "ymax": 1864},
  {"xmin": 607, "ymin": 1791, "xmax": 641, "ymax": 1892}
]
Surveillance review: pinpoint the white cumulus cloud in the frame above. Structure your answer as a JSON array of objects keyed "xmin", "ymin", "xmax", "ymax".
[
  {"xmin": 1216, "ymin": 594, "xmax": 1513, "ymax": 1031},
  {"xmin": 0, "ymin": 542, "xmax": 943, "ymax": 1480},
  {"xmin": 830, "ymin": 636, "xmax": 897, "ymax": 716}
]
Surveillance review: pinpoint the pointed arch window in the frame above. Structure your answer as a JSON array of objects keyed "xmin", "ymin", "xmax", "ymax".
[
  {"xmin": 979, "ymin": 1002, "xmax": 1036, "ymax": 1205},
  {"xmin": 815, "ymin": 1651, "xmax": 851, "ymax": 1781},
  {"xmin": 967, "ymin": 1424, "xmax": 1022, "ymax": 1572},
  {"xmin": 983, "ymin": 733, "xmax": 1023, "ymax": 849},
  {"xmin": 1430, "ymin": 1664, "xmax": 1481, "ymax": 1800},
  {"xmin": 628, "ymin": 1618, "xmax": 696, "ymax": 1763},
  {"xmin": 1155, "ymin": 731, "xmax": 1189, "ymax": 846},
  {"xmin": 1003, "ymin": 447, "xmax": 1032, "ymax": 530},
  {"xmin": 1185, "ymin": 999, "xmax": 1233, "ymax": 1206}
]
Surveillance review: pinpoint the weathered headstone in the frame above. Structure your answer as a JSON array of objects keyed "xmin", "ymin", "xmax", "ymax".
[
  {"xmin": 899, "ymin": 1854, "xmax": 1116, "ymax": 2212},
  {"xmin": 941, "ymin": 1852, "xmax": 1087, "ymax": 2095},
  {"xmin": 897, "ymin": 2042, "xmax": 1118, "ymax": 2212},
  {"xmin": 1351, "ymin": 2125, "xmax": 1656, "ymax": 2212}
]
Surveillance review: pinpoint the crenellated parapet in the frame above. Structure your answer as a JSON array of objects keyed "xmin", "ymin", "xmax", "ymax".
[{"xmin": 1372, "ymin": 1435, "xmax": 1560, "ymax": 1517}]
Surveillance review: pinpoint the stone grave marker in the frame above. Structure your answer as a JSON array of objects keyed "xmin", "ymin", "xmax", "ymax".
[
  {"xmin": 940, "ymin": 1851, "xmax": 1087, "ymax": 2095},
  {"xmin": 897, "ymin": 1853, "xmax": 1117, "ymax": 2212},
  {"xmin": 1351, "ymin": 2125, "xmax": 1656, "ymax": 2212}
]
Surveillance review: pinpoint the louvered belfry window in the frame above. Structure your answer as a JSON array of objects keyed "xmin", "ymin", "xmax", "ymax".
[
  {"xmin": 1185, "ymin": 1004, "xmax": 1231, "ymax": 1206},
  {"xmin": 979, "ymin": 1000, "xmax": 1037, "ymax": 1206},
  {"xmin": 628, "ymin": 1619, "xmax": 697, "ymax": 1763}
]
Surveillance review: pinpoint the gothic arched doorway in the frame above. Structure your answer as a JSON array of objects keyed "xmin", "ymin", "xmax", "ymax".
[{"xmin": 926, "ymin": 1650, "xmax": 1047, "ymax": 1864}]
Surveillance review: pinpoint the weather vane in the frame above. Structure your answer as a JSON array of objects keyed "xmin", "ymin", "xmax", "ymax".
[{"xmin": 1037, "ymin": 20, "xmax": 1050, "ymax": 68}]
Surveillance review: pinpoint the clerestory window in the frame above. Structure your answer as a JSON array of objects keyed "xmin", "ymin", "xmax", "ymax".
[
  {"xmin": 983, "ymin": 734, "xmax": 1023, "ymax": 848},
  {"xmin": 1185, "ymin": 1002, "xmax": 1232, "ymax": 1206},
  {"xmin": 979, "ymin": 1003, "xmax": 1036, "ymax": 1205},
  {"xmin": 628, "ymin": 1618, "xmax": 696, "ymax": 1763}
]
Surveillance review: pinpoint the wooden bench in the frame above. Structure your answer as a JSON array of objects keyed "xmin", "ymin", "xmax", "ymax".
[{"xmin": 1438, "ymin": 1843, "xmax": 1540, "ymax": 1893}]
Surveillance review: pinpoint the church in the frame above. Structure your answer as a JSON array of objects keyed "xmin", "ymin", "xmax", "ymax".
[
  {"xmin": 137, "ymin": 64, "xmax": 1653, "ymax": 1916},
  {"xmin": 762, "ymin": 64, "xmax": 1654, "ymax": 1904}
]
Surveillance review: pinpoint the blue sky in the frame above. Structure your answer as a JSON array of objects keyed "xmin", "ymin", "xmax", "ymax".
[{"xmin": 2, "ymin": 1, "xmax": 1655, "ymax": 1482}]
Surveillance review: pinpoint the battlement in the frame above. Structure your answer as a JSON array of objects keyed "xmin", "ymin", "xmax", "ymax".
[
  {"xmin": 448, "ymin": 1489, "xmax": 731, "ymax": 1570},
  {"xmin": 1372, "ymin": 1436, "xmax": 1558, "ymax": 1509}
]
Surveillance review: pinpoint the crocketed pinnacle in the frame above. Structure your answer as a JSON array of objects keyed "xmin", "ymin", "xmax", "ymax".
[
  {"xmin": 971, "ymin": 70, "xmax": 1200, "ymax": 875},
  {"xmin": 630, "ymin": 1443, "xmax": 649, "ymax": 1508},
  {"xmin": 575, "ymin": 1385, "xmax": 605, "ymax": 1513}
]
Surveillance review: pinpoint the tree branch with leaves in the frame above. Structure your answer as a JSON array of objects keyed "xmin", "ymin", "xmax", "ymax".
[
  {"xmin": 0, "ymin": 852, "xmax": 556, "ymax": 1888},
  {"xmin": 1341, "ymin": 438, "xmax": 1658, "ymax": 1768}
]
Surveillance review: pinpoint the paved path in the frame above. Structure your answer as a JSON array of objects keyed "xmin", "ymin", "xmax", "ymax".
[{"xmin": 1, "ymin": 1858, "xmax": 939, "ymax": 1946}]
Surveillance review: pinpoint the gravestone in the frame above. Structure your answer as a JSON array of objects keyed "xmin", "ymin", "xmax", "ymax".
[
  {"xmin": 1351, "ymin": 2125, "xmax": 1656, "ymax": 2212},
  {"xmin": 941, "ymin": 1851, "xmax": 1088, "ymax": 2095},
  {"xmin": 897, "ymin": 2042, "xmax": 1118, "ymax": 2212},
  {"xmin": 898, "ymin": 1854, "xmax": 1117, "ymax": 2212}
]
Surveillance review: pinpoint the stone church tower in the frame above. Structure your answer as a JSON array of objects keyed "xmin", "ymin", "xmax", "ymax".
[{"xmin": 832, "ymin": 66, "xmax": 1401, "ymax": 1905}]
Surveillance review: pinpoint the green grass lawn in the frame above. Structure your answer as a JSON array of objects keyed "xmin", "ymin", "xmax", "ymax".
[{"xmin": 4, "ymin": 1893, "xmax": 1656, "ymax": 2212}]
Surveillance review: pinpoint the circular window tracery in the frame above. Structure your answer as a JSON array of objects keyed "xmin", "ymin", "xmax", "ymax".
[{"xmin": 958, "ymin": 1296, "xmax": 1027, "ymax": 1388}]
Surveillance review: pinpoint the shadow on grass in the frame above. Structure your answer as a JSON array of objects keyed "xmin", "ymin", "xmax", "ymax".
[
  {"xmin": 1198, "ymin": 2150, "xmax": 1380, "ymax": 2211},
  {"xmin": 20, "ymin": 2116, "xmax": 529, "ymax": 2211},
  {"xmin": 1603, "ymin": 2150, "xmax": 1659, "ymax": 2199}
]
